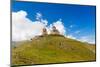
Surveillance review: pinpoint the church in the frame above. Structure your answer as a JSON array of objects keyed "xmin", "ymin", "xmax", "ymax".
[{"xmin": 42, "ymin": 26, "xmax": 60, "ymax": 35}]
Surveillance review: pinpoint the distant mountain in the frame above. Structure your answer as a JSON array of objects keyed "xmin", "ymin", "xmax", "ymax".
[{"xmin": 12, "ymin": 35, "xmax": 96, "ymax": 66}]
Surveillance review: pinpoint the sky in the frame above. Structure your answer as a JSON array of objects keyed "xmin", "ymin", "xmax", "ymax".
[{"xmin": 12, "ymin": 1, "xmax": 96, "ymax": 44}]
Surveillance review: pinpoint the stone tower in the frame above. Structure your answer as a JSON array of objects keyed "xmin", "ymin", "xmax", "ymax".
[
  {"xmin": 42, "ymin": 28, "xmax": 47, "ymax": 35},
  {"xmin": 51, "ymin": 26, "xmax": 60, "ymax": 35}
]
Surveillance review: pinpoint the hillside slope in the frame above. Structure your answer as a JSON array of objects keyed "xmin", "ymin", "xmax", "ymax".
[{"xmin": 12, "ymin": 35, "xmax": 96, "ymax": 65}]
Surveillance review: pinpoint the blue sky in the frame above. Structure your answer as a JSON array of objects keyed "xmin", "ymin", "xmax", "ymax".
[{"xmin": 12, "ymin": 1, "xmax": 96, "ymax": 44}]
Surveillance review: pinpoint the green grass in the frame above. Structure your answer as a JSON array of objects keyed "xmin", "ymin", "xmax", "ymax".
[{"xmin": 12, "ymin": 35, "xmax": 96, "ymax": 66}]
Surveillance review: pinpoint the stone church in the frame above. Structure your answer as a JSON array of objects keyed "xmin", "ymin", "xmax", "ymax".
[
  {"xmin": 42, "ymin": 26, "xmax": 60, "ymax": 35},
  {"xmin": 42, "ymin": 27, "xmax": 47, "ymax": 35},
  {"xmin": 50, "ymin": 26, "xmax": 60, "ymax": 35}
]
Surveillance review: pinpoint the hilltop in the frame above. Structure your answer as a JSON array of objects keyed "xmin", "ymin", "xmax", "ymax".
[{"xmin": 12, "ymin": 35, "xmax": 96, "ymax": 66}]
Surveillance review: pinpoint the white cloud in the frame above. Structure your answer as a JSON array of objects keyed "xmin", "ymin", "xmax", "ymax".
[
  {"xmin": 49, "ymin": 19, "xmax": 66, "ymax": 35},
  {"xmin": 78, "ymin": 35, "xmax": 95, "ymax": 44},
  {"xmin": 67, "ymin": 35, "xmax": 77, "ymax": 40},
  {"xmin": 12, "ymin": 10, "xmax": 47, "ymax": 41},
  {"xmin": 69, "ymin": 25, "xmax": 74, "ymax": 28},
  {"xmin": 75, "ymin": 30, "xmax": 80, "ymax": 34},
  {"xmin": 66, "ymin": 34, "xmax": 95, "ymax": 44},
  {"xmin": 12, "ymin": 10, "xmax": 66, "ymax": 41},
  {"xmin": 36, "ymin": 12, "xmax": 42, "ymax": 21},
  {"xmin": 12, "ymin": 10, "xmax": 95, "ymax": 44}
]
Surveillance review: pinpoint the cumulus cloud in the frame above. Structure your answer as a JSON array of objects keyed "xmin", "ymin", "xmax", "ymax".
[
  {"xmin": 12, "ymin": 10, "xmax": 47, "ymax": 41},
  {"xmin": 12, "ymin": 10, "xmax": 66, "ymax": 41},
  {"xmin": 75, "ymin": 30, "xmax": 80, "ymax": 34},
  {"xmin": 49, "ymin": 19, "xmax": 66, "ymax": 35},
  {"xmin": 36, "ymin": 12, "xmax": 42, "ymax": 21},
  {"xmin": 69, "ymin": 25, "xmax": 74, "ymax": 28},
  {"xmin": 67, "ymin": 34, "xmax": 95, "ymax": 44},
  {"xmin": 78, "ymin": 35, "xmax": 95, "ymax": 44},
  {"xmin": 12, "ymin": 10, "xmax": 95, "ymax": 44},
  {"xmin": 67, "ymin": 35, "xmax": 77, "ymax": 40}
]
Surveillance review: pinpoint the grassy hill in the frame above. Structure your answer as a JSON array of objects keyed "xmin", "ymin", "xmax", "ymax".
[{"xmin": 12, "ymin": 35, "xmax": 96, "ymax": 66}]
